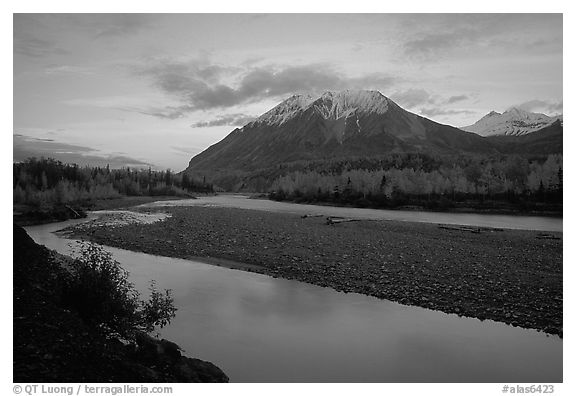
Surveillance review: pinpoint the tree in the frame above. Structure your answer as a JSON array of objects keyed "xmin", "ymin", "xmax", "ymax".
[
  {"xmin": 165, "ymin": 169, "xmax": 172, "ymax": 186},
  {"xmin": 41, "ymin": 171, "xmax": 48, "ymax": 191},
  {"xmin": 13, "ymin": 185, "xmax": 26, "ymax": 203},
  {"xmin": 379, "ymin": 174, "xmax": 387, "ymax": 192},
  {"xmin": 64, "ymin": 242, "xmax": 177, "ymax": 340}
]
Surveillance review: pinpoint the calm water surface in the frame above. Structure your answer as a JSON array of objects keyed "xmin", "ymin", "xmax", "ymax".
[
  {"xmin": 24, "ymin": 216, "xmax": 562, "ymax": 382},
  {"xmin": 141, "ymin": 195, "xmax": 562, "ymax": 232}
]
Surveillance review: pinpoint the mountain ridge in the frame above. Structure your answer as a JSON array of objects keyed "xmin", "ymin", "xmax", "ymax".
[
  {"xmin": 186, "ymin": 90, "xmax": 494, "ymax": 174},
  {"xmin": 184, "ymin": 90, "xmax": 562, "ymax": 190},
  {"xmin": 462, "ymin": 107, "xmax": 562, "ymax": 137}
]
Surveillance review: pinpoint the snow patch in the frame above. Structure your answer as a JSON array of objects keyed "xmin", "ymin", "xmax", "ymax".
[
  {"xmin": 313, "ymin": 90, "xmax": 389, "ymax": 120},
  {"xmin": 250, "ymin": 90, "xmax": 390, "ymax": 127},
  {"xmin": 463, "ymin": 108, "xmax": 562, "ymax": 136},
  {"xmin": 251, "ymin": 94, "xmax": 314, "ymax": 126}
]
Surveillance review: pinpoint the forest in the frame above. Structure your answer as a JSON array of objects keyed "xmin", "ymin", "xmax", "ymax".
[
  {"xmin": 13, "ymin": 157, "xmax": 213, "ymax": 209},
  {"xmin": 267, "ymin": 153, "xmax": 563, "ymax": 213},
  {"xmin": 13, "ymin": 153, "xmax": 563, "ymax": 217}
]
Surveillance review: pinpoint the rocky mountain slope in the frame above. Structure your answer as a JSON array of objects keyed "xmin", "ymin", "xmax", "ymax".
[
  {"xmin": 462, "ymin": 108, "xmax": 562, "ymax": 137},
  {"xmin": 183, "ymin": 90, "xmax": 562, "ymax": 190},
  {"xmin": 486, "ymin": 119, "xmax": 563, "ymax": 155},
  {"xmin": 186, "ymin": 90, "xmax": 494, "ymax": 174}
]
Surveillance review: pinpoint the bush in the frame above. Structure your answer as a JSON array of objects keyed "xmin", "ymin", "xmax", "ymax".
[
  {"xmin": 140, "ymin": 281, "xmax": 177, "ymax": 334},
  {"xmin": 63, "ymin": 242, "xmax": 177, "ymax": 340}
]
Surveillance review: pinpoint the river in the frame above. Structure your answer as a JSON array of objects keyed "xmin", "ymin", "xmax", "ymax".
[
  {"xmin": 140, "ymin": 195, "xmax": 562, "ymax": 232},
  {"xmin": 24, "ymin": 206, "xmax": 562, "ymax": 382}
]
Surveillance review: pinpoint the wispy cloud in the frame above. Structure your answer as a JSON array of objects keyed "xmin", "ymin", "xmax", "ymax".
[
  {"xmin": 170, "ymin": 146, "xmax": 203, "ymax": 157},
  {"xmin": 510, "ymin": 99, "xmax": 563, "ymax": 115},
  {"xmin": 399, "ymin": 14, "xmax": 562, "ymax": 62},
  {"xmin": 44, "ymin": 65, "xmax": 95, "ymax": 75},
  {"xmin": 446, "ymin": 95, "xmax": 469, "ymax": 104},
  {"xmin": 403, "ymin": 28, "xmax": 476, "ymax": 59},
  {"xmin": 122, "ymin": 106, "xmax": 188, "ymax": 120},
  {"xmin": 419, "ymin": 107, "xmax": 475, "ymax": 118},
  {"xmin": 93, "ymin": 14, "xmax": 156, "ymax": 39},
  {"xmin": 14, "ymin": 37, "xmax": 68, "ymax": 58},
  {"xmin": 14, "ymin": 134, "xmax": 95, "ymax": 154},
  {"xmin": 391, "ymin": 90, "xmax": 474, "ymax": 117},
  {"xmin": 190, "ymin": 114, "xmax": 256, "ymax": 128},
  {"xmin": 13, "ymin": 134, "xmax": 153, "ymax": 168},
  {"xmin": 62, "ymin": 95, "xmax": 173, "ymax": 117},
  {"xmin": 390, "ymin": 89, "xmax": 433, "ymax": 108}
]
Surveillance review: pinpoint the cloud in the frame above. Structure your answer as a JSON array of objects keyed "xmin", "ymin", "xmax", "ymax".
[
  {"xmin": 14, "ymin": 134, "xmax": 94, "ymax": 154},
  {"xmin": 392, "ymin": 90, "xmax": 473, "ymax": 114},
  {"xmin": 13, "ymin": 134, "xmax": 153, "ymax": 168},
  {"xmin": 28, "ymin": 137, "xmax": 55, "ymax": 142},
  {"xmin": 92, "ymin": 14, "xmax": 156, "ymax": 39},
  {"xmin": 14, "ymin": 37, "xmax": 68, "ymax": 58},
  {"xmin": 419, "ymin": 107, "xmax": 475, "ymax": 118},
  {"xmin": 170, "ymin": 146, "xmax": 203, "ymax": 157},
  {"xmin": 403, "ymin": 28, "xmax": 479, "ymax": 60},
  {"xmin": 390, "ymin": 89, "xmax": 433, "ymax": 108},
  {"xmin": 446, "ymin": 95, "xmax": 469, "ymax": 104},
  {"xmin": 400, "ymin": 14, "xmax": 562, "ymax": 62},
  {"xmin": 62, "ymin": 95, "xmax": 178, "ymax": 119},
  {"xmin": 351, "ymin": 43, "xmax": 364, "ymax": 52},
  {"xmin": 123, "ymin": 106, "xmax": 189, "ymax": 120},
  {"xmin": 133, "ymin": 59, "xmax": 398, "ymax": 118},
  {"xmin": 190, "ymin": 114, "xmax": 256, "ymax": 128},
  {"xmin": 44, "ymin": 65, "xmax": 95, "ymax": 75},
  {"xmin": 511, "ymin": 99, "xmax": 563, "ymax": 115}
]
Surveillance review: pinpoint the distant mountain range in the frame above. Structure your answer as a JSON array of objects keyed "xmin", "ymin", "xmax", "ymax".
[
  {"xmin": 484, "ymin": 119, "xmax": 563, "ymax": 155},
  {"xmin": 184, "ymin": 90, "xmax": 562, "ymax": 183},
  {"xmin": 462, "ymin": 108, "xmax": 562, "ymax": 137}
]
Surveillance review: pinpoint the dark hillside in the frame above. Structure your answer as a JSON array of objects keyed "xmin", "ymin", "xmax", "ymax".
[{"xmin": 487, "ymin": 120, "xmax": 563, "ymax": 155}]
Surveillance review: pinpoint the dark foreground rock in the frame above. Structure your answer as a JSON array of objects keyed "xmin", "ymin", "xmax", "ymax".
[
  {"xmin": 13, "ymin": 224, "xmax": 228, "ymax": 383},
  {"xmin": 64, "ymin": 206, "xmax": 563, "ymax": 337}
]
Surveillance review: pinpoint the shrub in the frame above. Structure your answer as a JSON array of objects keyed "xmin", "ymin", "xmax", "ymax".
[
  {"xmin": 140, "ymin": 281, "xmax": 177, "ymax": 334},
  {"xmin": 63, "ymin": 242, "xmax": 177, "ymax": 340}
]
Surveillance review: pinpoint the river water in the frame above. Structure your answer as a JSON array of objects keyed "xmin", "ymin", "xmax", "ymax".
[
  {"xmin": 24, "ymin": 205, "xmax": 562, "ymax": 382},
  {"xmin": 141, "ymin": 195, "xmax": 562, "ymax": 232}
]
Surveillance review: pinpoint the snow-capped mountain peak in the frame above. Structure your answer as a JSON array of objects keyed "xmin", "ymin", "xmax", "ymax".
[
  {"xmin": 252, "ymin": 90, "xmax": 391, "ymax": 127},
  {"xmin": 254, "ymin": 94, "xmax": 315, "ymax": 126},
  {"xmin": 313, "ymin": 90, "xmax": 390, "ymax": 119},
  {"xmin": 462, "ymin": 108, "xmax": 562, "ymax": 137},
  {"xmin": 504, "ymin": 107, "xmax": 539, "ymax": 118}
]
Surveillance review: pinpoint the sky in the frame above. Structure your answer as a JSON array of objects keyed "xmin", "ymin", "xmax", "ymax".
[{"xmin": 13, "ymin": 13, "xmax": 563, "ymax": 171}]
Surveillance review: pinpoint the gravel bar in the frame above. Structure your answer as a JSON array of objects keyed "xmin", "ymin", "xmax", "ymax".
[{"xmin": 63, "ymin": 206, "xmax": 563, "ymax": 337}]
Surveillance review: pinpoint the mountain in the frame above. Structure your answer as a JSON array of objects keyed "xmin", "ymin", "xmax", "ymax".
[
  {"xmin": 462, "ymin": 108, "xmax": 562, "ymax": 137},
  {"xmin": 185, "ymin": 90, "xmax": 495, "ymax": 176},
  {"xmin": 486, "ymin": 119, "xmax": 563, "ymax": 155}
]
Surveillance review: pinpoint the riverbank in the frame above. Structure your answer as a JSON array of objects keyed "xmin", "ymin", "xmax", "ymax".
[
  {"xmin": 89, "ymin": 195, "xmax": 195, "ymax": 211},
  {"xmin": 13, "ymin": 224, "xmax": 228, "ymax": 382},
  {"xmin": 62, "ymin": 206, "xmax": 563, "ymax": 337},
  {"xmin": 266, "ymin": 195, "xmax": 563, "ymax": 218},
  {"xmin": 13, "ymin": 196, "xmax": 191, "ymax": 226}
]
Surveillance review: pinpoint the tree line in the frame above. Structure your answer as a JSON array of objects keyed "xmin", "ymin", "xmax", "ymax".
[
  {"xmin": 268, "ymin": 154, "xmax": 562, "ymax": 212},
  {"xmin": 13, "ymin": 157, "xmax": 213, "ymax": 207}
]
